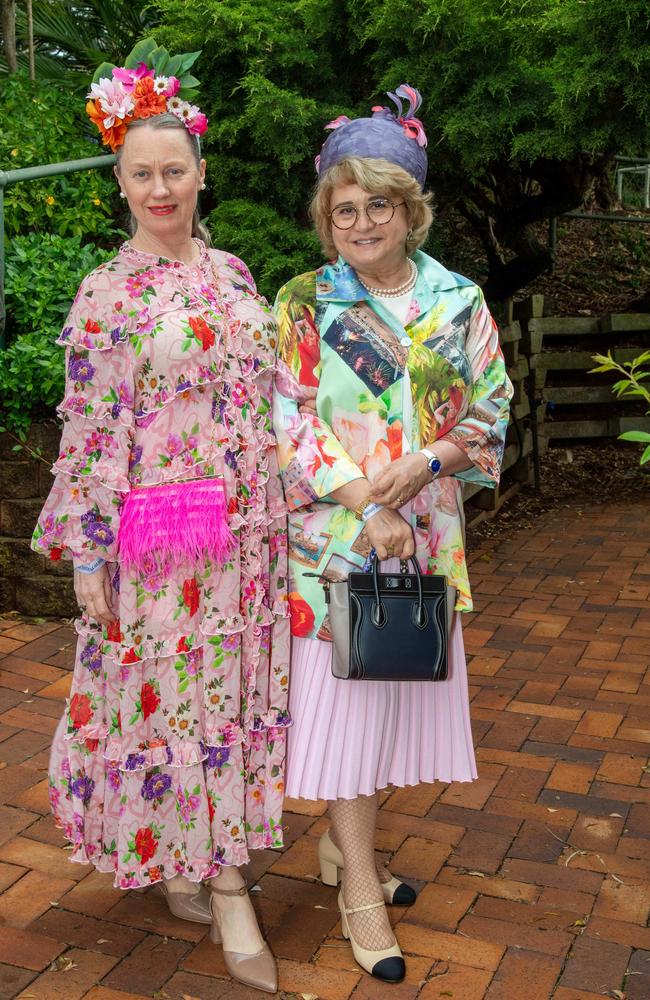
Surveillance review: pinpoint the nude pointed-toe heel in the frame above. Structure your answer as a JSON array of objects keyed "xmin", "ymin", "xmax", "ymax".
[
  {"xmin": 209, "ymin": 883, "xmax": 278, "ymax": 994},
  {"xmin": 157, "ymin": 880, "xmax": 212, "ymax": 924},
  {"xmin": 319, "ymin": 829, "xmax": 417, "ymax": 905}
]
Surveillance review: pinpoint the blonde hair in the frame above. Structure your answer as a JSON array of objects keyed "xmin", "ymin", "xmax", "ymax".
[
  {"xmin": 114, "ymin": 113, "xmax": 212, "ymax": 246},
  {"xmin": 310, "ymin": 157, "xmax": 434, "ymax": 259}
]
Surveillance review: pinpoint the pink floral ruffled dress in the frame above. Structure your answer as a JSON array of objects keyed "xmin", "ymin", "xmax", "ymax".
[{"xmin": 32, "ymin": 240, "xmax": 290, "ymax": 889}]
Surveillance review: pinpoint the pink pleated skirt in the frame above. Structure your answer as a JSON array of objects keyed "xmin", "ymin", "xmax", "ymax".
[{"xmin": 285, "ymin": 612, "xmax": 477, "ymax": 801}]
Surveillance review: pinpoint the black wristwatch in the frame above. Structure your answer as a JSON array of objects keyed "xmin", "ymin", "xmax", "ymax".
[{"xmin": 418, "ymin": 447, "xmax": 442, "ymax": 480}]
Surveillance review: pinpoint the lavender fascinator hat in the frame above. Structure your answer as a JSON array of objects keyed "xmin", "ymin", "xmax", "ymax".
[{"xmin": 316, "ymin": 84, "xmax": 428, "ymax": 189}]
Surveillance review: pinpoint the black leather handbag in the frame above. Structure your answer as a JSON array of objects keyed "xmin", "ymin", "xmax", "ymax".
[{"xmin": 327, "ymin": 554, "xmax": 455, "ymax": 681}]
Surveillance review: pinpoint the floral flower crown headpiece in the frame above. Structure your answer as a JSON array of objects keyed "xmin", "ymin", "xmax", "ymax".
[{"xmin": 86, "ymin": 37, "xmax": 207, "ymax": 153}]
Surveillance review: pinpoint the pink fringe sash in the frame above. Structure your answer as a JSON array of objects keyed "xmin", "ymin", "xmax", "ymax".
[{"xmin": 118, "ymin": 479, "xmax": 235, "ymax": 573}]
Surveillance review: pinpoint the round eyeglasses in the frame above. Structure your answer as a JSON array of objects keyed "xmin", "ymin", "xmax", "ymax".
[{"xmin": 329, "ymin": 197, "xmax": 405, "ymax": 230}]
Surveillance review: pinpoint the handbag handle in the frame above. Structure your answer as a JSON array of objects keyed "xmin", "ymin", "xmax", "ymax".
[{"xmin": 371, "ymin": 553, "xmax": 425, "ymax": 628}]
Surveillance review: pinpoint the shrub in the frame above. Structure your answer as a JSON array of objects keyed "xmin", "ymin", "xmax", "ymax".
[
  {"xmin": 5, "ymin": 233, "xmax": 113, "ymax": 339},
  {"xmin": 207, "ymin": 198, "xmax": 320, "ymax": 301},
  {"xmin": 0, "ymin": 74, "xmax": 120, "ymax": 240},
  {"xmin": 591, "ymin": 351, "xmax": 650, "ymax": 467},
  {"xmin": 1, "ymin": 234, "xmax": 113, "ymax": 436}
]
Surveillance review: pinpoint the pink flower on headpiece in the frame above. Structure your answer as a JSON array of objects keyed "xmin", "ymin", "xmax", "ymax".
[
  {"xmin": 169, "ymin": 101, "xmax": 207, "ymax": 136},
  {"xmin": 112, "ymin": 62, "xmax": 153, "ymax": 93},
  {"xmin": 400, "ymin": 117, "xmax": 427, "ymax": 148},
  {"xmin": 325, "ymin": 115, "xmax": 351, "ymax": 131},
  {"xmin": 165, "ymin": 76, "xmax": 180, "ymax": 97},
  {"xmin": 187, "ymin": 111, "xmax": 208, "ymax": 136},
  {"xmin": 87, "ymin": 77, "xmax": 135, "ymax": 128}
]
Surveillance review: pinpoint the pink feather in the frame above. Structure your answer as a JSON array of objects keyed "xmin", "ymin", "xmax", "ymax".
[{"xmin": 118, "ymin": 479, "xmax": 235, "ymax": 573}]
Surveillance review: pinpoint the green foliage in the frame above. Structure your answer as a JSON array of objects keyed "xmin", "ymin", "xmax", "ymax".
[
  {"xmin": 1, "ymin": 235, "xmax": 113, "ymax": 435},
  {"xmin": 2, "ymin": 0, "xmax": 159, "ymax": 86},
  {"xmin": 0, "ymin": 332, "xmax": 67, "ymax": 437},
  {"xmin": 154, "ymin": 0, "xmax": 650, "ymax": 298},
  {"xmin": 5, "ymin": 233, "xmax": 112, "ymax": 339},
  {"xmin": 0, "ymin": 74, "xmax": 119, "ymax": 239},
  {"xmin": 591, "ymin": 351, "xmax": 650, "ymax": 467},
  {"xmin": 207, "ymin": 199, "xmax": 320, "ymax": 301},
  {"xmin": 361, "ymin": 0, "xmax": 650, "ymax": 171}
]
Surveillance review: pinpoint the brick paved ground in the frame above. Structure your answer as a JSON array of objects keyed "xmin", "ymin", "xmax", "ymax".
[{"xmin": 0, "ymin": 498, "xmax": 648, "ymax": 1000}]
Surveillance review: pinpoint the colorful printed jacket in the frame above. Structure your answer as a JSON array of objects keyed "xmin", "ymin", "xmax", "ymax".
[{"xmin": 272, "ymin": 250, "xmax": 513, "ymax": 640}]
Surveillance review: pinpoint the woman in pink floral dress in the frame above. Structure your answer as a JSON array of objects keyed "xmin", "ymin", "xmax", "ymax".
[{"xmin": 31, "ymin": 41, "xmax": 288, "ymax": 995}]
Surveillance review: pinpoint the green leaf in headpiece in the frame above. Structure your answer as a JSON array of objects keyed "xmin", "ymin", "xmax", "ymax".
[
  {"xmin": 174, "ymin": 52, "xmax": 202, "ymax": 76},
  {"xmin": 179, "ymin": 74, "xmax": 200, "ymax": 90},
  {"xmin": 164, "ymin": 54, "xmax": 183, "ymax": 77},
  {"xmin": 150, "ymin": 47, "xmax": 170, "ymax": 75},
  {"xmin": 124, "ymin": 37, "xmax": 158, "ymax": 70},
  {"xmin": 92, "ymin": 61, "xmax": 117, "ymax": 84}
]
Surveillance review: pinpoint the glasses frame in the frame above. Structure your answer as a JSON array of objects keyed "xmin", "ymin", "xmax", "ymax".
[{"xmin": 329, "ymin": 197, "xmax": 406, "ymax": 231}]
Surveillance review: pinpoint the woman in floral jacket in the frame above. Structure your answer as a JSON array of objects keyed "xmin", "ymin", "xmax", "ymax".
[
  {"xmin": 32, "ymin": 45, "xmax": 288, "ymax": 995},
  {"xmin": 273, "ymin": 87, "xmax": 512, "ymax": 983}
]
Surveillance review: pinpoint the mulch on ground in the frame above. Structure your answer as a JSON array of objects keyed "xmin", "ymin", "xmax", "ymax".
[{"xmin": 0, "ymin": 493, "xmax": 648, "ymax": 1000}]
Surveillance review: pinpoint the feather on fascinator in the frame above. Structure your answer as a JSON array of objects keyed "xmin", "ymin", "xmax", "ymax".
[
  {"xmin": 316, "ymin": 84, "xmax": 428, "ymax": 188},
  {"xmin": 86, "ymin": 37, "xmax": 207, "ymax": 153}
]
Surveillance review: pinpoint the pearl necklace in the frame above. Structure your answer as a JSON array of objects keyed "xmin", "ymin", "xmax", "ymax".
[{"xmin": 358, "ymin": 259, "xmax": 418, "ymax": 299}]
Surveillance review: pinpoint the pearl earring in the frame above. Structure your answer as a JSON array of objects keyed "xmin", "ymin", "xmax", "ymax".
[
  {"xmin": 200, "ymin": 183, "xmax": 206, "ymax": 190},
  {"xmin": 119, "ymin": 192, "xmax": 126, "ymax": 199}
]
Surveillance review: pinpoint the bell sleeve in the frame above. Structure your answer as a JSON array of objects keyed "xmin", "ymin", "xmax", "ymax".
[
  {"xmin": 31, "ymin": 266, "xmax": 135, "ymax": 565},
  {"xmin": 446, "ymin": 287, "xmax": 513, "ymax": 488},
  {"xmin": 272, "ymin": 280, "xmax": 365, "ymax": 510}
]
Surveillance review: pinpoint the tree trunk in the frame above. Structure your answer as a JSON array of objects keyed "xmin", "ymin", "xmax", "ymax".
[
  {"xmin": 26, "ymin": 0, "xmax": 34, "ymax": 80},
  {"xmin": 1, "ymin": 0, "xmax": 17, "ymax": 72},
  {"xmin": 454, "ymin": 153, "xmax": 611, "ymax": 303}
]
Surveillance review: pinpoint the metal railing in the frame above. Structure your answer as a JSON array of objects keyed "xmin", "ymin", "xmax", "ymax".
[
  {"xmin": 548, "ymin": 207, "xmax": 650, "ymax": 265},
  {"xmin": 615, "ymin": 155, "xmax": 650, "ymax": 209},
  {"xmin": 0, "ymin": 153, "xmax": 115, "ymax": 347}
]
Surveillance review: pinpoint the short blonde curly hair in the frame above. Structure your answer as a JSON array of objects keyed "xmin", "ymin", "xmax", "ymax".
[{"xmin": 310, "ymin": 157, "xmax": 434, "ymax": 260}]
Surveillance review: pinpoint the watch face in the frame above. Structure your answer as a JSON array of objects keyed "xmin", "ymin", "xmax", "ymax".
[{"xmin": 428, "ymin": 457, "xmax": 442, "ymax": 476}]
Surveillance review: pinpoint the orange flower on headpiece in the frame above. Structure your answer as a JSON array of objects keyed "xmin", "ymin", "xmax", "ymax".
[
  {"xmin": 132, "ymin": 76, "xmax": 167, "ymax": 120},
  {"xmin": 85, "ymin": 98, "xmax": 132, "ymax": 153}
]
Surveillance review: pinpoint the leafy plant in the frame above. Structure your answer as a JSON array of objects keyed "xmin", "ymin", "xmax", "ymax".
[
  {"xmin": 207, "ymin": 199, "xmax": 320, "ymax": 302},
  {"xmin": 5, "ymin": 233, "xmax": 113, "ymax": 337},
  {"xmin": 0, "ymin": 331, "xmax": 66, "ymax": 437},
  {"xmin": 1, "ymin": 0, "xmax": 159, "ymax": 85},
  {"xmin": 1, "ymin": 234, "xmax": 112, "ymax": 436},
  {"xmin": 591, "ymin": 351, "xmax": 650, "ymax": 466},
  {"xmin": 0, "ymin": 74, "xmax": 120, "ymax": 239}
]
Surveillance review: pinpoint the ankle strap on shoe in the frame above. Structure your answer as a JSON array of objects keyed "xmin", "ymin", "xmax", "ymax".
[
  {"xmin": 209, "ymin": 883, "xmax": 248, "ymax": 896},
  {"xmin": 344, "ymin": 900, "xmax": 385, "ymax": 915}
]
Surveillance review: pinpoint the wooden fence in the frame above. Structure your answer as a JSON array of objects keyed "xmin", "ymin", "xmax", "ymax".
[
  {"xmin": 521, "ymin": 302, "xmax": 650, "ymax": 451},
  {"xmin": 464, "ymin": 298, "xmax": 650, "ymax": 525},
  {"xmin": 463, "ymin": 318, "xmax": 541, "ymax": 522}
]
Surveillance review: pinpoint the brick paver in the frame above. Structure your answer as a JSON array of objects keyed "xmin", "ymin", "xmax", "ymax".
[{"xmin": 0, "ymin": 499, "xmax": 648, "ymax": 999}]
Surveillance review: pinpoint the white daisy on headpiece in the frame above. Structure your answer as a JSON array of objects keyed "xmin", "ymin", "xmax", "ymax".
[
  {"xmin": 153, "ymin": 76, "xmax": 170, "ymax": 95},
  {"xmin": 171, "ymin": 99, "xmax": 193, "ymax": 121}
]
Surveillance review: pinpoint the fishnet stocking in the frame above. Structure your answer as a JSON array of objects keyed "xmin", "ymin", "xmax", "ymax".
[
  {"xmin": 329, "ymin": 824, "xmax": 392, "ymax": 884},
  {"xmin": 329, "ymin": 794, "xmax": 395, "ymax": 951}
]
